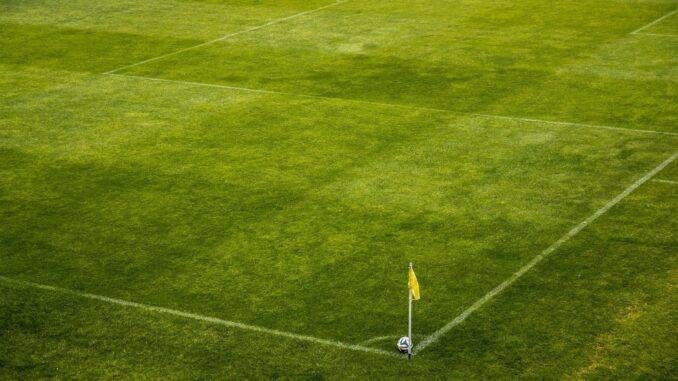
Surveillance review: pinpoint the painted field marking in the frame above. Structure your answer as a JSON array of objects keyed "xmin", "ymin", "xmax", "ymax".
[
  {"xmin": 653, "ymin": 178, "xmax": 678, "ymax": 185},
  {"xmin": 104, "ymin": 1, "xmax": 348, "ymax": 75},
  {"xmin": 2, "ymin": 158, "xmax": 675, "ymax": 360},
  {"xmin": 631, "ymin": 7, "xmax": 678, "ymax": 34},
  {"xmin": 0, "ymin": 276, "xmax": 397, "ymax": 358},
  {"xmin": 105, "ymin": 73, "xmax": 678, "ymax": 138},
  {"xmin": 360, "ymin": 334, "xmax": 431, "ymax": 347},
  {"xmin": 415, "ymin": 151, "xmax": 678, "ymax": 354},
  {"xmin": 633, "ymin": 32, "xmax": 678, "ymax": 38},
  {"xmin": 360, "ymin": 335, "xmax": 397, "ymax": 346}
]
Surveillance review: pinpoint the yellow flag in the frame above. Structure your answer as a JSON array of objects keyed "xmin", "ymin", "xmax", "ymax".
[{"xmin": 409, "ymin": 267, "xmax": 420, "ymax": 300}]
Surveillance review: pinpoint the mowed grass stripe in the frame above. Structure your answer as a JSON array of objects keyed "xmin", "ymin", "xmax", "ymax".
[
  {"xmin": 8, "ymin": 68, "xmax": 675, "ymax": 343},
  {"xmin": 2, "ymin": 150, "xmax": 673, "ymax": 359},
  {"xmin": 1, "ymin": 1, "xmax": 677, "ymax": 377},
  {"xmin": 104, "ymin": 0, "xmax": 348, "ymax": 74},
  {"xmin": 107, "ymin": 73, "xmax": 678, "ymax": 137},
  {"xmin": 0, "ymin": 276, "xmax": 397, "ymax": 358},
  {"xmin": 0, "ymin": 23, "xmax": 201, "ymax": 73},
  {"xmin": 117, "ymin": 2, "xmax": 678, "ymax": 132},
  {"xmin": 415, "ymin": 151, "xmax": 678, "ymax": 353},
  {"xmin": 0, "ymin": 0, "xmax": 334, "ymax": 41}
]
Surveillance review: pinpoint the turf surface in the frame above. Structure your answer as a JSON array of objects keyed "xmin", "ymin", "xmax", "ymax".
[{"xmin": 1, "ymin": 0, "xmax": 677, "ymax": 379}]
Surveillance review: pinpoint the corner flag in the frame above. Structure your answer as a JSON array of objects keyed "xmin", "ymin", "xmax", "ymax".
[
  {"xmin": 409, "ymin": 266, "xmax": 420, "ymax": 300},
  {"xmin": 407, "ymin": 263, "xmax": 420, "ymax": 359}
]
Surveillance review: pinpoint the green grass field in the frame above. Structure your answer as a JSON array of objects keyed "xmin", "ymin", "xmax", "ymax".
[{"xmin": 1, "ymin": 0, "xmax": 677, "ymax": 379}]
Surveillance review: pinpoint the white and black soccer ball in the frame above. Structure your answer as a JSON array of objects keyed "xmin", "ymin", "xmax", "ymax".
[{"xmin": 397, "ymin": 336, "xmax": 412, "ymax": 353}]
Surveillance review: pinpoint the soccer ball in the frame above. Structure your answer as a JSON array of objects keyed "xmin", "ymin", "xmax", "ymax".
[{"xmin": 396, "ymin": 336, "xmax": 412, "ymax": 353}]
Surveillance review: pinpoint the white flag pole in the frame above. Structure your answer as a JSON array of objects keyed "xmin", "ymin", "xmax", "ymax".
[{"xmin": 408, "ymin": 262, "xmax": 413, "ymax": 359}]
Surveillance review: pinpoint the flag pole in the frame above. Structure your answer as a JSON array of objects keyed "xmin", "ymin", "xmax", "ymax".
[{"xmin": 408, "ymin": 262, "xmax": 413, "ymax": 360}]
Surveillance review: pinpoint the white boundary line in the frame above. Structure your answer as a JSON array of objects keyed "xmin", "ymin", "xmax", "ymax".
[
  {"xmin": 633, "ymin": 32, "xmax": 678, "ymax": 38},
  {"xmin": 415, "ymin": 151, "xmax": 678, "ymax": 354},
  {"xmin": 359, "ymin": 334, "xmax": 430, "ymax": 346},
  {"xmin": 105, "ymin": 73, "xmax": 678, "ymax": 137},
  {"xmin": 0, "ymin": 275, "xmax": 397, "ymax": 358},
  {"xmin": 360, "ymin": 335, "xmax": 396, "ymax": 346},
  {"xmin": 104, "ymin": 1, "xmax": 347, "ymax": 75},
  {"xmin": 3, "ymin": 152, "xmax": 674, "ymax": 359},
  {"xmin": 4, "ymin": 1, "xmax": 675, "ymax": 360},
  {"xmin": 631, "ymin": 7, "xmax": 678, "ymax": 34},
  {"xmin": 653, "ymin": 178, "xmax": 678, "ymax": 185},
  {"xmin": 1, "ymin": 161, "xmax": 675, "ymax": 360}
]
